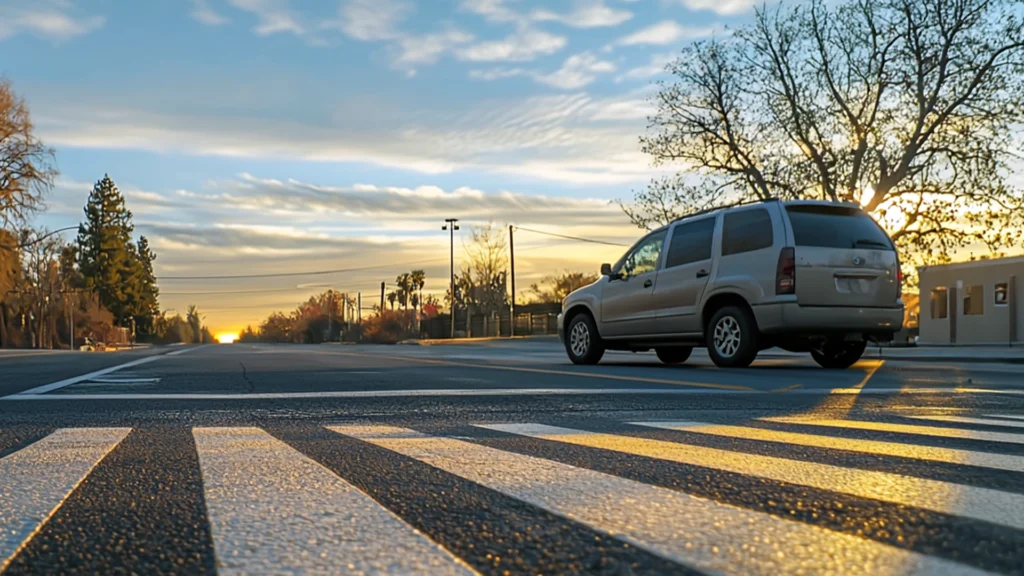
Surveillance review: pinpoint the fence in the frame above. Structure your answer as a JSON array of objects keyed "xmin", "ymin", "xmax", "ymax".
[{"xmin": 420, "ymin": 303, "xmax": 562, "ymax": 339}]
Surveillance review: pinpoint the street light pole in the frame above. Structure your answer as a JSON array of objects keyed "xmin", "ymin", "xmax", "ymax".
[{"xmin": 442, "ymin": 218, "xmax": 460, "ymax": 338}]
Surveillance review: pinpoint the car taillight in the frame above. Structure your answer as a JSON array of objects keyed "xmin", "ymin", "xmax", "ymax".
[
  {"xmin": 896, "ymin": 265, "xmax": 903, "ymax": 293},
  {"xmin": 776, "ymin": 247, "xmax": 795, "ymax": 295}
]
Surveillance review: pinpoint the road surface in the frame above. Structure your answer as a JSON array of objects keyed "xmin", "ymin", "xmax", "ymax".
[{"xmin": 1, "ymin": 341, "xmax": 1023, "ymax": 575}]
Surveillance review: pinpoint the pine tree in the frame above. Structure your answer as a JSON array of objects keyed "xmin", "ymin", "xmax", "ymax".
[
  {"xmin": 130, "ymin": 236, "xmax": 159, "ymax": 337},
  {"xmin": 76, "ymin": 175, "xmax": 138, "ymax": 327}
]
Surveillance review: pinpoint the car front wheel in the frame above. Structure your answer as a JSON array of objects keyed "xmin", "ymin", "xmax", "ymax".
[
  {"xmin": 811, "ymin": 340, "xmax": 867, "ymax": 369},
  {"xmin": 565, "ymin": 314, "xmax": 605, "ymax": 365}
]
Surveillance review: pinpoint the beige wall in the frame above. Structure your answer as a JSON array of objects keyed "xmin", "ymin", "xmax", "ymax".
[{"xmin": 918, "ymin": 258, "xmax": 1022, "ymax": 345}]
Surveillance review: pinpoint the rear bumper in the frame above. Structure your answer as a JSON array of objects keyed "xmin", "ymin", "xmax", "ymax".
[{"xmin": 754, "ymin": 302, "xmax": 904, "ymax": 335}]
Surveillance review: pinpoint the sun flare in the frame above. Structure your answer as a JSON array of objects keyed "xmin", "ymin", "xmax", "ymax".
[{"xmin": 216, "ymin": 333, "xmax": 238, "ymax": 344}]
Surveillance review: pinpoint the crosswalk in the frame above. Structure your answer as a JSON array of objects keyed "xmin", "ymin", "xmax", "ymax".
[{"xmin": 2, "ymin": 413, "xmax": 1024, "ymax": 575}]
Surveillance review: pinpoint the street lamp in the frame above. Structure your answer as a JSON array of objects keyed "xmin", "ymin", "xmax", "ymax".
[{"xmin": 442, "ymin": 218, "xmax": 460, "ymax": 339}]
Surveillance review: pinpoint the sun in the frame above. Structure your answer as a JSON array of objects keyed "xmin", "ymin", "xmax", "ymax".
[{"xmin": 216, "ymin": 333, "xmax": 239, "ymax": 344}]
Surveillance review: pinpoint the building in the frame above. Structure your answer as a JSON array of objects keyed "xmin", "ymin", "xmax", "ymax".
[{"xmin": 917, "ymin": 256, "xmax": 1022, "ymax": 345}]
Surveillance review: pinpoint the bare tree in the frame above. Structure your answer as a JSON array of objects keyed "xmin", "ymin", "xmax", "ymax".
[
  {"xmin": 458, "ymin": 224, "xmax": 509, "ymax": 314},
  {"xmin": 0, "ymin": 78, "xmax": 56, "ymax": 229},
  {"xmin": 628, "ymin": 0, "xmax": 1024, "ymax": 267}
]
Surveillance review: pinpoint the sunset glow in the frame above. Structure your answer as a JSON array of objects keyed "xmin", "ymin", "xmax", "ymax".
[{"xmin": 216, "ymin": 333, "xmax": 239, "ymax": 344}]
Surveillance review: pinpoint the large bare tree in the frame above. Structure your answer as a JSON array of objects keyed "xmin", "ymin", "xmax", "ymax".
[
  {"xmin": 627, "ymin": 0, "xmax": 1024, "ymax": 268},
  {"xmin": 0, "ymin": 78, "xmax": 56, "ymax": 229}
]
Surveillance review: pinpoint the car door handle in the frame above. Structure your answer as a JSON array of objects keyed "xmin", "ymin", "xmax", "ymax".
[
  {"xmin": 696, "ymin": 270, "xmax": 709, "ymax": 278},
  {"xmin": 643, "ymin": 279, "xmax": 653, "ymax": 288}
]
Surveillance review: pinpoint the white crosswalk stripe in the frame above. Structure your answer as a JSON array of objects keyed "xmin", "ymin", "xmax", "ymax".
[
  {"xmin": 0, "ymin": 428, "xmax": 130, "ymax": 572},
  {"xmin": 330, "ymin": 424, "xmax": 988, "ymax": 576},
  {"xmin": 760, "ymin": 415, "xmax": 1024, "ymax": 444},
  {"xmin": 628, "ymin": 420, "xmax": 1024, "ymax": 472},
  {"xmin": 192, "ymin": 427, "xmax": 474, "ymax": 576},
  {"xmin": 1, "ymin": 416, "xmax": 1022, "ymax": 576},
  {"xmin": 988, "ymin": 414, "xmax": 1024, "ymax": 421},
  {"xmin": 907, "ymin": 415, "xmax": 1024, "ymax": 429},
  {"xmin": 481, "ymin": 422, "xmax": 1024, "ymax": 531}
]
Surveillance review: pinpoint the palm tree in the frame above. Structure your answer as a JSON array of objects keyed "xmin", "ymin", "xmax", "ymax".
[
  {"xmin": 386, "ymin": 291, "xmax": 397, "ymax": 310},
  {"xmin": 395, "ymin": 273, "xmax": 412, "ymax": 311}
]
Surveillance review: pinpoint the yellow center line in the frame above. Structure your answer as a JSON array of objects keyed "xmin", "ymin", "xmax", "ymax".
[
  {"xmin": 772, "ymin": 384, "xmax": 803, "ymax": 393},
  {"xmin": 332, "ymin": 351, "xmax": 755, "ymax": 392},
  {"xmin": 853, "ymin": 359, "xmax": 885, "ymax": 389}
]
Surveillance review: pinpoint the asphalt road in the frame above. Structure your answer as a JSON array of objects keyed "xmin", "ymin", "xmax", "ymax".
[{"xmin": 1, "ymin": 340, "xmax": 1024, "ymax": 575}]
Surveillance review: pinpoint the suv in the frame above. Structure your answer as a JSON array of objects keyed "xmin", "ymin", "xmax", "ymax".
[{"xmin": 558, "ymin": 199, "xmax": 903, "ymax": 369}]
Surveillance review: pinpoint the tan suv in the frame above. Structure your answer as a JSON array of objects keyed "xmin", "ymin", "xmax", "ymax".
[{"xmin": 558, "ymin": 199, "xmax": 904, "ymax": 368}]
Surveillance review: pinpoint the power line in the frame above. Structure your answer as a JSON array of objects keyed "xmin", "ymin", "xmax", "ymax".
[
  {"xmin": 512, "ymin": 226, "xmax": 629, "ymax": 247},
  {"xmin": 158, "ymin": 256, "xmax": 451, "ymax": 281}
]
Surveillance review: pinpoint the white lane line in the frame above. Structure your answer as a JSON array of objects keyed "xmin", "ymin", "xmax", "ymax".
[
  {"xmin": 7, "ymin": 386, "xmax": 1024, "ymax": 401},
  {"xmin": 0, "ymin": 428, "xmax": 131, "ymax": 571},
  {"xmin": 3, "ymin": 356, "xmax": 162, "ymax": 397},
  {"xmin": 630, "ymin": 420, "xmax": 1024, "ymax": 473},
  {"xmin": 192, "ymin": 427, "xmax": 474, "ymax": 576},
  {"xmin": 907, "ymin": 415, "xmax": 1024, "ymax": 429},
  {"xmin": 331, "ymin": 425, "xmax": 984, "ymax": 576},
  {"xmin": 761, "ymin": 417, "xmax": 1024, "ymax": 445},
  {"xmin": 483, "ymin": 423, "xmax": 1024, "ymax": 531},
  {"xmin": 167, "ymin": 347, "xmax": 203, "ymax": 356},
  {"xmin": 988, "ymin": 414, "xmax": 1024, "ymax": 421}
]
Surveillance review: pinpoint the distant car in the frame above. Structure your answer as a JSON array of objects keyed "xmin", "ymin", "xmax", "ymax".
[{"xmin": 558, "ymin": 199, "xmax": 904, "ymax": 369}]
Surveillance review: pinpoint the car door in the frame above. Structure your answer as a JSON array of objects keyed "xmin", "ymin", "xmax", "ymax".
[
  {"xmin": 600, "ymin": 230, "xmax": 667, "ymax": 338},
  {"xmin": 652, "ymin": 217, "xmax": 717, "ymax": 334}
]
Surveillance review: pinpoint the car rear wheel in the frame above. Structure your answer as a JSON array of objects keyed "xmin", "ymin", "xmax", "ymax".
[
  {"xmin": 706, "ymin": 306, "xmax": 759, "ymax": 368},
  {"xmin": 655, "ymin": 347, "xmax": 692, "ymax": 365},
  {"xmin": 811, "ymin": 340, "xmax": 867, "ymax": 369},
  {"xmin": 565, "ymin": 313, "xmax": 605, "ymax": 365}
]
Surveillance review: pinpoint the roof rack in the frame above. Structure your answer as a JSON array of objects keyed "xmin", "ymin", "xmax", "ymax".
[{"xmin": 670, "ymin": 197, "xmax": 780, "ymax": 224}]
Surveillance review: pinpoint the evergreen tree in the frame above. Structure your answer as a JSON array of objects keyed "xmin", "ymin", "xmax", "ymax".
[
  {"xmin": 76, "ymin": 175, "xmax": 138, "ymax": 327},
  {"xmin": 131, "ymin": 236, "xmax": 159, "ymax": 337}
]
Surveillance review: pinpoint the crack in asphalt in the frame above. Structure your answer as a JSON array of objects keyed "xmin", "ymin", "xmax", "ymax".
[{"xmin": 239, "ymin": 362, "xmax": 255, "ymax": 393}]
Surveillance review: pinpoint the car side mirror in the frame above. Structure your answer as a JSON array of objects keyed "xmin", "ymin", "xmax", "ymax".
[{"xmin": 600, "ymin": 263, "xmax": 612, "ymax": 276}]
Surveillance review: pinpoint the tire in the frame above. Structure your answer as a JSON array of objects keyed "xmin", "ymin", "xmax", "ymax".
[
  {"xmin": 564, "ymin": 313, "xmax": 605, "ymax": 365},
  {"xmin": 811, "ymin": 340, "xmax": 867, "ymax": 369},
  {"xmin": 706, "ymin": 305, "xmax": 759, "ymax": 368},
  {"xmin": 656, "ymin": 347, "xmax": 693, "ymax": 365}
]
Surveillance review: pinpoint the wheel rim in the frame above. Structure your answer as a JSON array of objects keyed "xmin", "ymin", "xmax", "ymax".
[
  {"xmin": 713, "ymin": 316, "xmax": 741, "ymax": 358},
  {"xmin": 569, "ymin": 322, "xmax": 590, "ymax": 357}
]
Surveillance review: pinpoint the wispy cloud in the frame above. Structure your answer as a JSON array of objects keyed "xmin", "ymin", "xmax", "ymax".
[
  {"xmin": 531, "ymin": 0, "xmax": 633, "ymax": 28},
  {"xmin": 190, "ymin": 0, "xmax": 228, "ymax": 26},
  {"xmin": 617, "ymin": 51, "xmax": 677, "ymax": 82},
  {"xmin": 330, "ymin": 0, "xmax": 409, "ymax": 41},
  {"xmin": 0, "ymin": 1, "xmax": 105, "ymax": 41},
  {"xmin": 474, "ymin": 52, "xmax": 616, "ymax": 90},
  {"xmin": 227, "ymin": 0, "xmax": 304, "ymax": 36},
  {"xmin": 457, "ymin": 26, "xmax": 566, "ymax": 62},
  {"xmin": 614, "ymin": 20, "xmax": 720, "ymax": 46},
  {"xmin": 393, "ymin": 28, "xmax": 475, "ymax": 74},
  {"xmin": 672, "ymin": 0, "xmax": 758, "ymax": 16}
]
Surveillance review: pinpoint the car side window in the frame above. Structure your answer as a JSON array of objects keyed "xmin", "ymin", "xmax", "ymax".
[
  {"xmin": 665, "ymin": 218, "xmax": 715, "ymax": 269},
  {"xmin": 722, "ymin": 209, "xmax": 773, "ymax": 256},
  {"xmin": 616, "ymin": 231, "xmax": 666, "ymax": 278}
]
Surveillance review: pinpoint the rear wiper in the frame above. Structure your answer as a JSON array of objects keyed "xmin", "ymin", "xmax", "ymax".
[{"xmin": 852, "ymin": 238, "xmax": 890, "ymax": 249}]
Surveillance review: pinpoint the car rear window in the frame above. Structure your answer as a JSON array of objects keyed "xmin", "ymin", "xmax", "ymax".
[{"xmin": 785, "ymin": 205, "xmax": 893, "ymax": 250}]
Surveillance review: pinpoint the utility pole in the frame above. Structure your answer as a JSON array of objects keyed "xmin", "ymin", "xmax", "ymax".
[
  {"xmin": 442, "ymin": 218, "xmax": 460, "ymax": 338},
  {"xmin": 357, "ymin": 292, "xmax": 362, "ymax": 324},
  {"xmin": 379, "ymin": 282, "xmax": 385, "ymax": 316},
  {"xmin": 509, "ymin": 224, "xmax": 516, "ymax": 338}
]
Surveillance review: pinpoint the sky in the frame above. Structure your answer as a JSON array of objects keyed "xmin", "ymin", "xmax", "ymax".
[{"xmin": 1, "ymin": 0, "xmax": 765, "ymax": 332}]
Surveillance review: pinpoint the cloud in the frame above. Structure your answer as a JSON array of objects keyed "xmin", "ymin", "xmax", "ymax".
[
  {"xmin": 531, "ymin": 1, "xmax": 633, "ymax": 28},
  {"xmin": 533, "ymin": 52, "xmax": 616, "ymax": 90},
  {"xmin": 617, "ymin": 51, "xmax": 677, "ymax": 81},
  {"xmin": 393, "ymin": 28, "xmax": 475, "ymax": 72},
  {"xmin": 468, "ymin": 67, "xmax": 529, "ymax": 81},
  {"xmin": 331, "ymin": 0, "xmax": 409, "ymax": 41},
  {"xmin": 35, "ymin": 89, "xmax": 666, "ymax": 185},
  {"xmin": 190, "ymin": 0, "xmax": 228, "ymax": 25},
  {"xmin": 227, "ymin": 0, "xmax": 304, "ymax": 36},
  {"xmin": 614, "ymin": 20, "xmax": 719, "ymax": 46},
  {"xmin": 459, "ymin": 0, "xmax": 522, "ymax": 24},
  {"xmin": 0, "ymin": 1, "xmax": 105, "ymax": 41},
  {"xmin": 672, "ymin": 0, "xmax": 758, "ymax": 16},
  {"xmin": 457, "ymin": 26, "xmax": 566, "ymax": 62}
]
